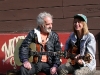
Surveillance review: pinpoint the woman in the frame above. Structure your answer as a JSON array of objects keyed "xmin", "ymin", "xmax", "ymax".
[{"xmin": 58, "ymin": 14, "xmax": 96, "ymax": 75}]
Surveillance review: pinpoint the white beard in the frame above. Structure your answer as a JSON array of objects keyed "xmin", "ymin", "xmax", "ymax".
[{"xmin": 43, "ymin": 26, "xmax": 51, "ymax": 33}]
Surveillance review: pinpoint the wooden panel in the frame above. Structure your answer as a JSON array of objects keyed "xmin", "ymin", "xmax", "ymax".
[
  {"xmin": 96, "ymin": 42, "xmax": 100, "ymax": 55},
  {"xmin": 96, "ymin": 59, "xmax": 100, "ymax": 66},
  {"xmin": 88, "ymin": 18, "xmax": 100, "ymax": 29},
  {"xmin": 96, "ymin": 55, "xmax": 100, "ymax": 67},
  {"xmin": 0, "ymin": 20, "xmax": 37, "ymax": 32},
  {"xmin": 64, "ymin": 5, "xmax": 100, "ymax": 29},
  {"xmin": 63, "ymin": 0, "xmax": 100, "ymax": 6},
  {"xmin": 63, "ymin": 5, "xmax": 100, "ymax": 31},
  {"xmin": 0, "ymin": 18, "xmax": 72, "ymax": 32},
  {"xmin": 0, "ymin": 18, "xmax": 100, "ymax": 32},
  {"xmin": 96, "ymin": 58, "xmax": 100, "ymax": 67},
  {"xmin": 95, "ymin": 32, "xmax": 100, "ymax": 60},
  {"xmin": 0, "ymin": 0, "xmax": 62, "ymax": 10},
  {"xmin": 0, "ymin": 19, "xmax": 69, "ymax": 32},
  {"xmin": 0, "ymin": 7, "xmax": 63, "ymax": 20},
  {"xmin": 96, "ymin": 54, "xmax": 100, "ymax": 59},
  {"xmin": 97, "ymin": 67, "xmax": 100, "ymax": 70},
  {"xmin": 53, "ymin": 19, "xmax": 73, "ymax": 32},
  {"xmin": 63, "ymin": 5, "xmax": 100, "ymax": 18},
  {"xmin": 54, "ymin": 18, "xmax": 100, "ymax": 31}
]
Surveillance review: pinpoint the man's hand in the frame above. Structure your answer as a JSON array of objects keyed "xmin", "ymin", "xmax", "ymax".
[
  {"xmin": 23, "ymin": 61, "xmax": 32, "ymax": 70},
  {"xmin": 50, "ymin": 67, "xmax": 57, "ymax": 75}
]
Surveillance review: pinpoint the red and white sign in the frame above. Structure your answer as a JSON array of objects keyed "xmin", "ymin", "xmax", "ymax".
[{"xmin": 0, "ymin": 32, "xmax": 70, "ymax": 74}]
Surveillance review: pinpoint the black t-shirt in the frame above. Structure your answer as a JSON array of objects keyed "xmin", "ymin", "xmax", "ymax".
[{"xmin": 75, "ymin": 37, "xmax": 81, "ymax": 54}]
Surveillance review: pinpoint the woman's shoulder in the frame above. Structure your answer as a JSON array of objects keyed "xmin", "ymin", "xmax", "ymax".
[
  {"xmin": 85, "ymin": 32, "xmax": 96, "ymax": 41},
  {"xmin": 69, "ymin": 32, "xmax": 75, "ymax": 37},
  {"xmin": 87, "ymin": 32, "xmax": 95, "ymax": 38}
]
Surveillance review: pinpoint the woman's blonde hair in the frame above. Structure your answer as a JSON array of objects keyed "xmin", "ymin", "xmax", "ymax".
[{"xmin": 73, "ymin": 21, "xmax": 89, "ymax": 35}]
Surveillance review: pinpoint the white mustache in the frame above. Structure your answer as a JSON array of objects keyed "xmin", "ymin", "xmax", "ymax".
[{"xmin": 48, "ymin": 27, "xmax": 52, "ymax": 29}]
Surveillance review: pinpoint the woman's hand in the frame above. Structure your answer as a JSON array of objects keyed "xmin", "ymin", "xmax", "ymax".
[
  {"xmin": 75, "ymin": 54, "xmax": 83, "ymax": 65},
  {"xmin": 77, "ymin": 59, "xmax": 83, "ymax": 65},
  {"xmin": 75, "ymin": 54, "xmax": 80, "ymax": 59}
]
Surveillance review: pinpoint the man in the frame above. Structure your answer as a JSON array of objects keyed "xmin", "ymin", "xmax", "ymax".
[{"xmin": 19, "ymin": 12, "xmax": 61, "ymax": 75}]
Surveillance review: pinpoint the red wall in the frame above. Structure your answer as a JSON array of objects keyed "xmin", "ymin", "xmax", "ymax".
[{"xmin": 0, "ymin": 32, "xmax": 70, "ymax": 74}]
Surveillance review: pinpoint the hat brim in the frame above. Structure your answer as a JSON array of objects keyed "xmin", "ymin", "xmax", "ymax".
[{"xmin": 74, "ymin": 15, "xmax": 85, "ymax": 21}]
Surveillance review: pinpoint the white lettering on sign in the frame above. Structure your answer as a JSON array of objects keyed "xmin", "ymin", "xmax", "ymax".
[{"xmin": 1, "ymin": 35, "xmax": 26, "ymax": 69}]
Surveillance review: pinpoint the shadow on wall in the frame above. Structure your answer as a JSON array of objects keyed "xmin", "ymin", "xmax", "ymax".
[{"xmin": 95, "ymin": 32, "xmax": 100, "ymax": 61}]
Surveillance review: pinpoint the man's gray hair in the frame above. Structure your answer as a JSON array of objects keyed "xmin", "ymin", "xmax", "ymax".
[{"xmin": 37, "ymin": 11, "xmax": 53, "ymax": 26}]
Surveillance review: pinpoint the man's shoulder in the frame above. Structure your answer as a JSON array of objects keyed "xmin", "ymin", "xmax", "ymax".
[
  {"xmin": 51, "ymin": 31, "xmax": 57, "ymax": 34},
  {"xmin": 51, "ymin": 31, "xmax": 58, "ymax": 36}
]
